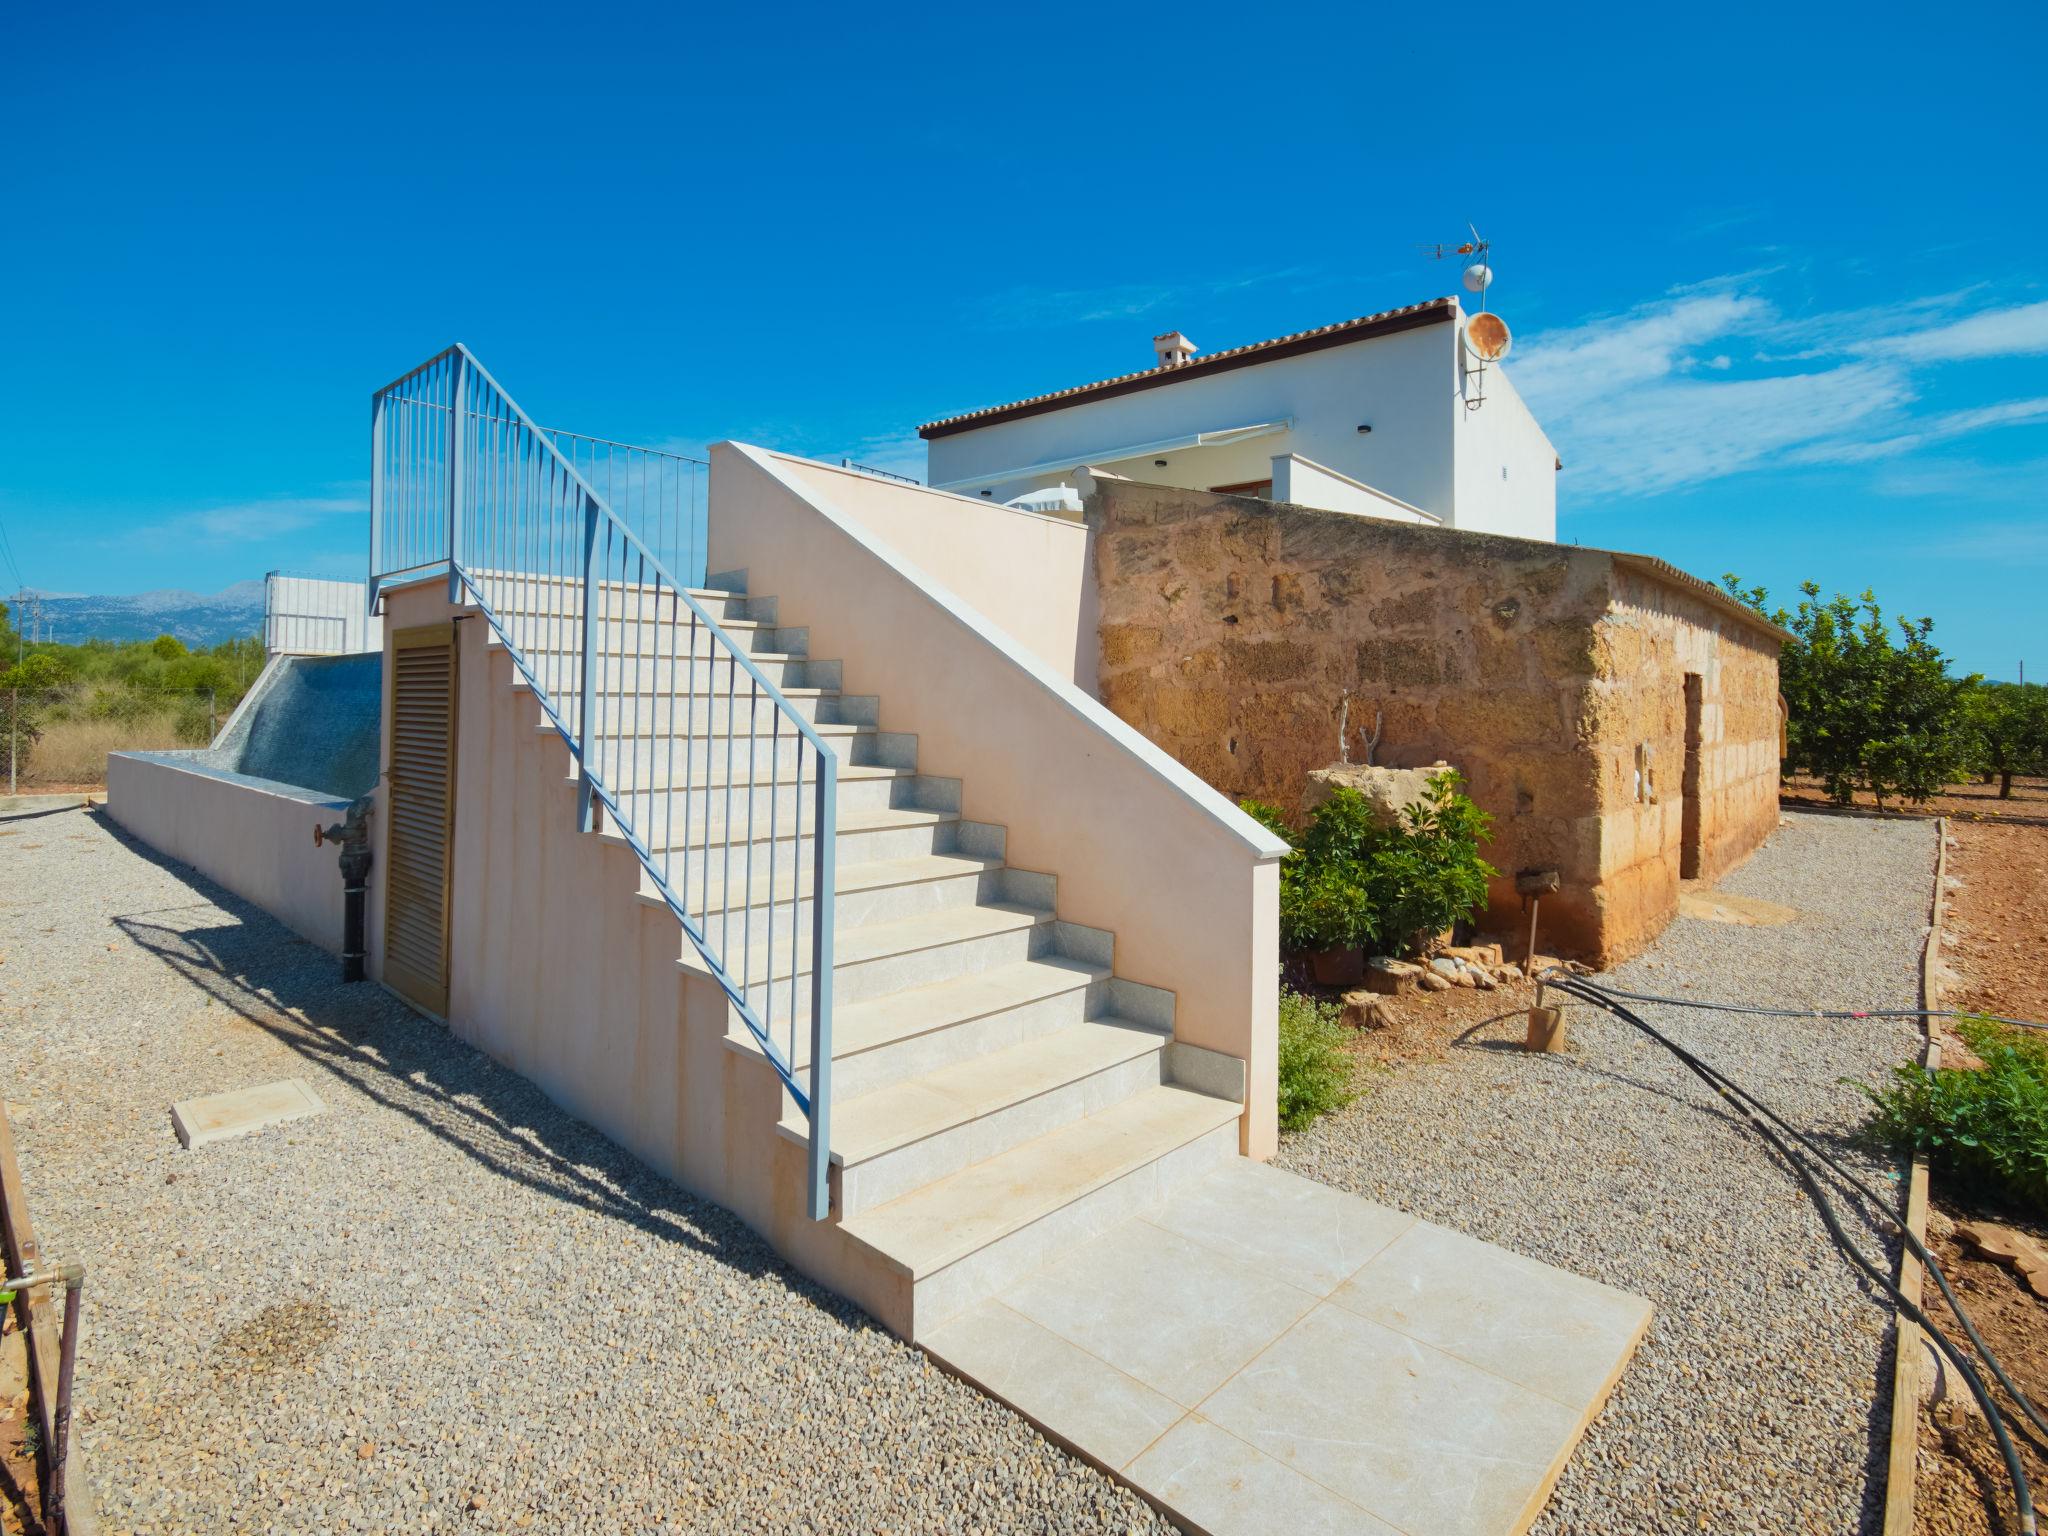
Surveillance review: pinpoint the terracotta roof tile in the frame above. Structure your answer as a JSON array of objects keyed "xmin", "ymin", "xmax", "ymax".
[{"xmin": 919, "ymin": 297, "xmax": 1458, "ymax": 438}]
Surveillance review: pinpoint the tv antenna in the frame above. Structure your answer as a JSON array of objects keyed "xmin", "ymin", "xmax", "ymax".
[{"xmin": 1421, "ymin": 223, "xmax": 1509, "ymax": 409}]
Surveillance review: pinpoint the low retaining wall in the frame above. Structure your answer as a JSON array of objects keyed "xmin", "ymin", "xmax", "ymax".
[{"xmin": 105, "ymin": 753, "xmax": 349, "ymax": 952}]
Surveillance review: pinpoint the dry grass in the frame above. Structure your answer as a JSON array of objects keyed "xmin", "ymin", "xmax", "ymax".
[{"xmin": 18, "ymin": 713, "xmax": 189, "ymax": 788}]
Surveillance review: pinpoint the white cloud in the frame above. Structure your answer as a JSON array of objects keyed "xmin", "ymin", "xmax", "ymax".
[
  {"xmin": 134, "ymin": 488, "xmax": 366, "ymax": 548},
  {"xmin": 1860, "ymin": 299, "xmax": 2048, "ymax": 362},
  {"xmin": 1514, "ymin": 282, "xmax": 2048, "ymax": 499}
]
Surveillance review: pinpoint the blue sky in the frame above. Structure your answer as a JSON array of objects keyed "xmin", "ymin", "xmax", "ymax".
[{"xmin": 3, "ymin": 3, "xmax": 2042, "ymax": 677}]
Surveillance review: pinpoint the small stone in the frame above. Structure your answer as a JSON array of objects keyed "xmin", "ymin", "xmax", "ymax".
[
  {"xmin": 1418, "ymin": 972, "xmax": 1453, "ymax": 993},
  {"xmin": 358, "ymin": 1442, "xmax": 377, "ymax": 1460},
  {"xmin": 1468, "ymin": 966, "xmax": 1498, "ymax": 991}
]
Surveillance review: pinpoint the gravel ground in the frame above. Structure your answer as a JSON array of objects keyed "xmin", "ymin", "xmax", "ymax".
[
  {"xmin": 1278, "ymin": 810, "xmax": 1936, "ymax": 1535},
  {"xmin": 0, "ymin": 805, "xmax": 1173, "ymax": 1535}
]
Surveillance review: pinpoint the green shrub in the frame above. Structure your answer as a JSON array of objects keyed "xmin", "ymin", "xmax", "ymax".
[
  {"xmin": 1249, "ymin": 774, "xmax": 1498, "ymax": 960},
  {"xmin": 1859, "ymin": 1019, "xmax": 2048, "ymax": 1216},
  {"xmin": 1365, "ymin": 771, "xmax": 1499, "ymax": 953},
  {"xmin": 1277, "ymin": 987, "xmax": 1356, "ymax": 1132},
  {"xmin": 1283, "ymin": 863, "xmax": 1376, "ymax": 953}
]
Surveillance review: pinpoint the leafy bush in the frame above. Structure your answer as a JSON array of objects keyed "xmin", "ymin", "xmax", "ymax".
[
  {"xmin": 1251, "ymin": 773, "xmax": 1498, "ymax": 959},
  {"xmin": 1366, "ymin": 772, "xmax": 1499, "ymax": 953},
  {"xmin": 1859, "ymin": 1019, "xmax": 2048, "ymax": 1216},
  {"xmin": 1284, "ymin": 863, "xmax": 1377, "ymax": 953},
  {"xmin": 1277, "ymin": 987, "xmax": 1356, "ymax": 1132}
]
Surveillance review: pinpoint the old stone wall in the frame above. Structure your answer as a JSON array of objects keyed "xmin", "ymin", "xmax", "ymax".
[{"xmin": 1088, "ymin": 480, "xmax": 1783, "ymax": 962}]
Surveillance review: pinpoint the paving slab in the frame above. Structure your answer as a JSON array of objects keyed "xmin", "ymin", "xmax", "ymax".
[
  {"xmin": 923, "ymin": 1158, "xmax": 1651, "ymax": 1536},
  {"xmin": 170, "ymin": 1078, "xmax": 326, "ymax": 1148}
]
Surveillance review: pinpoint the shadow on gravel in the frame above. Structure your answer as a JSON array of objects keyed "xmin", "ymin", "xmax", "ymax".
[{"xmin": 89, "ymin": 810, "xmax": 873, "ymax": 1329}]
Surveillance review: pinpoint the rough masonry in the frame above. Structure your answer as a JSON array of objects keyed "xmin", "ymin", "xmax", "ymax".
[{"xmin": 1086, "ymin": 479, "xmax": 1786, "ymax": 962}]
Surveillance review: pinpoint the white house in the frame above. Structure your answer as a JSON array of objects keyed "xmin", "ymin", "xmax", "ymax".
[{"xmin": 919, "ymin": 296, "xmax": 1559, "ymax": 542}]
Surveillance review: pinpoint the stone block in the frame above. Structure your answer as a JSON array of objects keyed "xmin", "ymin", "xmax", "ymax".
[
  {"xmin": 172, "ymin": 1078, "xmax": 326, "ymax": 1149},
  {"xmin": 1302, "ymin": 761, "xmax": 1454, "ymax": 827}
]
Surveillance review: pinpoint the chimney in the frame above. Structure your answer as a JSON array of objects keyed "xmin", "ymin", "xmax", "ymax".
[{"xmin": 1152, "ymin": 331, "xmax": 1197, "ymax": 368}]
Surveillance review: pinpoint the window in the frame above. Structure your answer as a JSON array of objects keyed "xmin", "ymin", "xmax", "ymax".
[{"xmin": 1210, "ymin": 479, "xmax": 1272, "ymax": 499}]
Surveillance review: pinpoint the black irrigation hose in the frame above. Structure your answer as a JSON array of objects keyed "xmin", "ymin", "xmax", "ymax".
[
  {"xmin": 1577, "ymin": 982, "xmax": 2048, "ymax": 1034},
  {"xmin": 1551, "ymin": 976, "xmax": 2048, "ymax": 1451},
  {"xmin": 1550, "ymin": 973, "xmax": 2048, "ymax": 1444},
  {"xmin": 1541, "ymin": 975, "xmax": 2040, "ymax": 1536}
]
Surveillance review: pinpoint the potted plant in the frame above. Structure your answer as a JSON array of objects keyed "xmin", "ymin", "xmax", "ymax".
[{"xmin": 1283, "ymin": 862, "xmax": 1375, "ymax": 986}]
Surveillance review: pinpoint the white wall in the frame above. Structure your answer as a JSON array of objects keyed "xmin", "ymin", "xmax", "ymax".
[
  {"xmin": 1451, "ymin": 357, "xmax": 1558, "ymax": 541},
  {"xmin": 1268, "ymin": 455, "xmax": 1439, "ymax": 524},
  {"xmin": 106, "ymin": 752, "xmax": 349, "ymax": 951},
  {"xmin": 767, "ymin": 458, "xmax": 1100, "ymax": 689},
  {"xmin": 927, "ymin": 321, "xmax": 1460, "ymax": 520},
  {"xmin": 266, "ymin": 573, "xmax": 382, "ymax": 655},
  {"xmin": 926, "ymin": 305, "xmax": 1560, "ymax": 541}
]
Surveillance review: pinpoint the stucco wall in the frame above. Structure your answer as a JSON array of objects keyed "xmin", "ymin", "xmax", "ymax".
[
  {"xmin": 771, "ymin": 456, "xmax": 1100, "ymax": 690},
  {"xmin": 106, "ymin": 752, "xmax": 349, "ymax": 951},
  {"xmin": 1087, "ymin": 480, "xmax": 1782, "ymax": 963}
]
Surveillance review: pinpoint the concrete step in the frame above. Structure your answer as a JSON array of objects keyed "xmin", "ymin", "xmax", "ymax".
[
  {"xmin": 469, "ymin": 573, "xmax": 760, "ymax": 624},
  {"xmin": 491, "ymin": 613, "xmax": 806, "ymax": 659},
  {"xmin": 685, "ymin": 900, "xmax": 1061, "ymax": 1018},
  {"xmin": 601, "ymin": 766, "xmax": 957, "ymax": 827},
  {"xmin": 812, "ymin": 956, "xmax": 1112, "ymax": 1097},
  {"xmin": 601, "ymin": 804, "xmax": 985, "ymax": 869},
  {"xmin": 520, "ymin": 681, "xmax": 878, "ymax": 730},
  {"xmin": 578, "ymin": 726, "xmax": 916, "ymax": 778},
  {"xmin": 788, "ymin": 1017, "xmax": 1174, "ymax": 1217},
  {"xmin": 839, "ymin": 1085, "xmax": 1242, "ymax": 1338},
  {"xmin": 496, "ymin": 641, "xmax": 834, "ymax": 692},
  {"xmin": 643, "ymin": 851, "xmax": 1023, "ymax": 954}
]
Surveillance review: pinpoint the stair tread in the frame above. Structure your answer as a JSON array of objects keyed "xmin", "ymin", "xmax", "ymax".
[
  {"xmin": 729, "ymin": 954, "xmax": 1106, "ymax": 1074},
  {"xmin": 602, "ymin": 803, "xmax": 958, "ymax": 854},
  {"xmin": 787, "ymin": 1017, "xmax": 1167, "ymax": 1165},
  {"xmin": 569, "ymin": 722, "xmax": 874, "ymax": 740},
  {"xmin": 841, "ymin": 1086, "xmax": 1240, "ymax": 1280},
  {"xmin": 830, "ymin": 956, "xmax": 1106, "ymax": 1058},
  {"xmin": 604, "ymin": 761, "xmax": 912, "ymax": 790},
  {"xmin": 513, "ymin": 678, "xmax": 840, "ymax": 700},
  {"xmin": 680, "ymin": 900, "xmax": 1050, "ymax": 982},
  {"xmin": 651, "ymin": 851, "xmax": 1001, "ymax": 916}
]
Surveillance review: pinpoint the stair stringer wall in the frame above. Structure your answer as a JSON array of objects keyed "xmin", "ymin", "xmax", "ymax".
[{"xmin": 376, "ymin": 580, "xmax": 912, "ymax": 1332}]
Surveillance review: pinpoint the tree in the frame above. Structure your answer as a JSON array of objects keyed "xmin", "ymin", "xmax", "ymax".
[
  {"xmin": 1724, "ymin": 576, "xmax": 1976, "ymax": 810},
  {"xmin": 1962, "ymin": 682, "xmax": 2048, "ymax": 799}
]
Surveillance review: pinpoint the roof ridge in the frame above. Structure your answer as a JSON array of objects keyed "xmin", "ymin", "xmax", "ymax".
[{"xmin": 919, "ymin": 297, "xmax": 1458, "ymax": 438}]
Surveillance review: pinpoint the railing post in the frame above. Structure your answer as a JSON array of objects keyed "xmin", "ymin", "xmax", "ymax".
[
  {"xmin": 807, "ymin": 751, "xmax": 836, "ymax": 1221},
  {"xmin": 576, "ymin": 492, "xmax": 602, "ymax": 834},
  {"xmin": 447, "ymin": 351, "xmax": 468, "ymax": 604},
  {"xmin": 368, "ymin": 393, "xmax": 386, "ymax": 596}
]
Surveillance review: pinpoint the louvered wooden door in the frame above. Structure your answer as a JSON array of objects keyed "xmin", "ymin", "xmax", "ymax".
[{"xmin": 384, "ymin": 623, "xmax": 457, "ymax": 1014}]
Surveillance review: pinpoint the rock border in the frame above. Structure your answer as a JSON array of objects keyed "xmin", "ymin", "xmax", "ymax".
[{"xmin": 1880, "ymin": 814, "xmax": 1947, "ymax": 1536}]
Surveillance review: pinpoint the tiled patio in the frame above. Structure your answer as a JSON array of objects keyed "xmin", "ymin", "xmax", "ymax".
[{"xmin": 923, "ymin": 1159, "xmax": 1650, "ymax": 1536}]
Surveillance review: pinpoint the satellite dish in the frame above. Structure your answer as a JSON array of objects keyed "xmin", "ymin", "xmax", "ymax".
[
  {"xmin": 1462, "ymin": 261, "xmax": 1492, "ymax": 294},
  {"xmin": 1463, "ymin": 311, "xmax": 1513, "ymax": 363}
]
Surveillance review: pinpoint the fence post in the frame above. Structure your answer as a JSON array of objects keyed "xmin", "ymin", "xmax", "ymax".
[
  {"xmin": 576, "ymin": 493, "xmax": 601, "ymax": 834},
  {"xmin": 807, "ymin": 750, "xmax": 836, "ymax": 1220},
  {"xmin": 368, "ymin": 394, "xmax": 386, "ymax": 595},
  {"xmin": 447, "ymin": 351, "xmax": 468, "ymax": 604}
]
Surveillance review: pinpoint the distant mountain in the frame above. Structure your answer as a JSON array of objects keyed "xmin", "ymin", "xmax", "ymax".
[{"xmin": 17, "ymin": 580, "xmax": 267, "ymax": 646}]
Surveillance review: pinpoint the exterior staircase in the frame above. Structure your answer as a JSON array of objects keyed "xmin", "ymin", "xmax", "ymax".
[{"xmin": 489, "ymin": 577, "xmax": 1244, "ymax": 1340}]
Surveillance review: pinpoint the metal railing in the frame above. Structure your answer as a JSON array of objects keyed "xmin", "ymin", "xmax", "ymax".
[{"xmin": 369, "ymin": 345, "xmax": 836, "ymax": 1219}]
